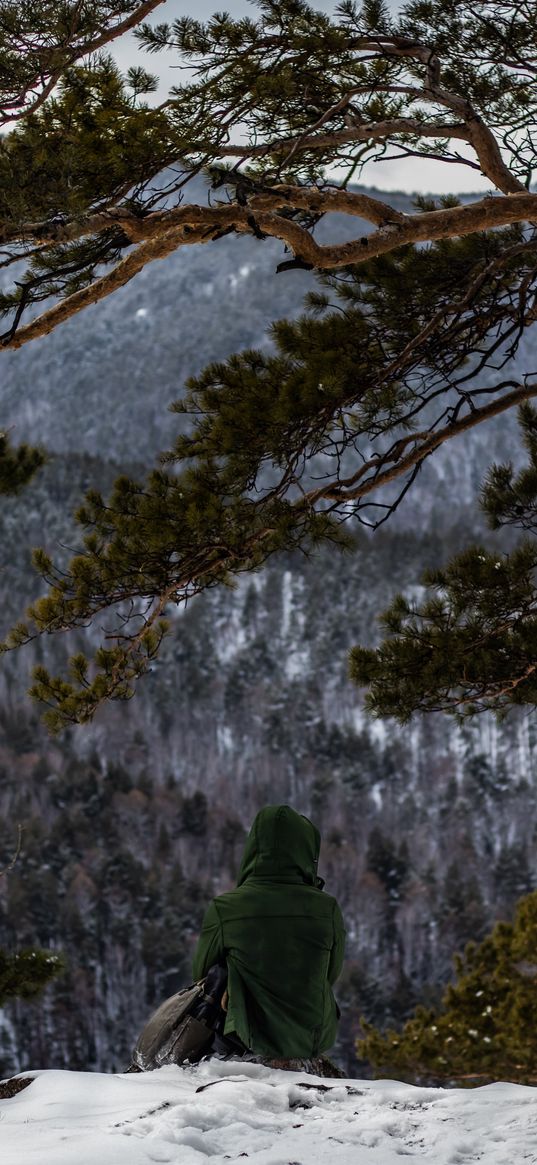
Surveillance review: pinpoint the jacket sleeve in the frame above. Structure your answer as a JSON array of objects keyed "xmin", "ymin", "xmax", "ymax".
[
  {"xmin": 192, "ymin": 900, "xmax": 225, "ymax": 981},
  {"xmin": 327, "ymin": 900, "xmax": 346, "ymax": 986}
]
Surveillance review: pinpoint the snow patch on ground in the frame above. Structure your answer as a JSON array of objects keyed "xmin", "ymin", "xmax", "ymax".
[{"xmin": 1, "ymin": 1059, "xmax": 536, "ymax": 1165}]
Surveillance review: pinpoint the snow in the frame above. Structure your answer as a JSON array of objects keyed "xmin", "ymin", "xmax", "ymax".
[
  {"xmin": 369, "ymin": 783, "xmax": 383, "ymax": 811},
  {"xmin": 1, "ymin": 1059, "xmax": 536, "ymax": 1165},
  {"xmin": 281, "ymin": 574, "xmax": 308, "ymax": 680},
  {"xmin": 285, "ymin": 646, "xmax": 310, "ymax": 680},
  {"xmin": 281, "ymin": 569, "xmax": 293, "ymax": 638},
  {"xmin": 228, "ymin": 265, "xmax": 252, "ymax": 291},
  {"xmin": 217, "ymin": 724, "xmax": 234, "ymax": 753}
]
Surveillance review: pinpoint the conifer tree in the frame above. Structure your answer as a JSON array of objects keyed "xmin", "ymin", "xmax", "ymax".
[
  {"xmin": 0, "ymin": 433, "xmax": 45, "ymax": 496},
  {"xmin": 0, "ymin": 948, "xmax": 64, "ymax": 1005},
  {"xmin": 351, "ymin": 404, "xmax": 537, "ymax": 717},
  {"xmin": 0, "ymin": 832, "xmax": 64, "ymax": 1005},
  {"xmin": 0, "ymin": 0, "xmax": 536, "ymax": 724},
  {"xmin": 0, "ymin": 2, "xmax": 165, "ymax": 496},
  {"xmin": 0, "ymin": 2, "xmax": 164, "ymax": 125},
  {"xmin": 358, "ymin": 890, "xmax": 537, "ymax": 1085}
]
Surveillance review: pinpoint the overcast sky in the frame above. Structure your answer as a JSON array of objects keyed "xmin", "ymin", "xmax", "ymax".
[{"xmin": 114, "ymin": 0, "xmax": 490, "ymax": 195}]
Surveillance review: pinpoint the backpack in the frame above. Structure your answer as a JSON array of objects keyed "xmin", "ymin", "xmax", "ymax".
[{"xmin": 131, "ymin": 967, "xmax": 227, "ymax": 1071}]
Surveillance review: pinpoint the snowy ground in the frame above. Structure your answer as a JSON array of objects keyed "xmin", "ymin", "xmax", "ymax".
[{"xmin": 1, "ymin": 1059, "xmax": 536, "ymax": 1165}]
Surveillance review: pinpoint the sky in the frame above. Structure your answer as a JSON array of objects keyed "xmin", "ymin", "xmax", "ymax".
[{"xmin": 113, "ymin": 0, "xmax": 492, "ymax": 196}]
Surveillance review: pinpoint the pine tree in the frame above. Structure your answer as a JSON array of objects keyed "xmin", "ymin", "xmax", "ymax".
[
  {"xmin": 0, "ymin": 3, "xmax": 164, "ymax": 125},
  {"xmin": 0, "ymin": 433, "xmax": 45, "ymax": 496},
  {"xmin": 366, "ymin": 828, "xmax": 409, "ymax": 907},
  {"xmin": 0, "ymin": 1, "xmax": 536, "ymax": 724},
  {"xmin": 358, "ymin": 890, "xmax": 537, "ymax": 1085},
  {"xmin": 0, "ymin": 948, "xmax": 63, "ymax": 1005},
  {"xmin": 0, "ymin": 830, "xmax": 64, "ymax": 1005},
  {"xmin": 351, "ymin": 404, "xmax": 537, "ymax": 718},
  {"xmin": 0, "ymin": 2, "xmax": 163, "ymax": 493}
]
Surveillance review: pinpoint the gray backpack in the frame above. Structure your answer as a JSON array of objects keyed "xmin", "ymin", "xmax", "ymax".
[{"xmin": 131, "ymin": 980, "xmax": 214, "ymax": 1070}]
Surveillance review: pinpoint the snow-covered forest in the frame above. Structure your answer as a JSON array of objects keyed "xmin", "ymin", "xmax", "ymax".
[{"xmin": 0, "ymin": 194, "xmax": 536, "ymax": 1078}]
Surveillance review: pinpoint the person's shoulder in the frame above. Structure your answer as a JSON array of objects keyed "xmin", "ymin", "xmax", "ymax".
[
  {"xmin": 318, "ymin": 889, "xmax": 339, "ymax": 906},
  {"xmin": 210, "ymin": 886, "xmax": 243, "ymax": 912},
  {"xmin": 311, "ymin": 887, "xmax": 341, "ymax": 911}
]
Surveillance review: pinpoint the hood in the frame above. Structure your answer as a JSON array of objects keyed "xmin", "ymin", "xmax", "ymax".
[{"xmin": 236, "ymin": 805, "xmax": 323, "ymax": 888}]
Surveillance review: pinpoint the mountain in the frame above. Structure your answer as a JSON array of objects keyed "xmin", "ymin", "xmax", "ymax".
[
  {"xmin": 2, "ymin": 183, "xmax": 529, "ymax": 490},
  {"xmin": 0, "ymin": 187, "xmax": 536, "ymax": 1079},
  {"xmin": 0, "ymin": 458, "xmax": 534, "ymax": 1077}
]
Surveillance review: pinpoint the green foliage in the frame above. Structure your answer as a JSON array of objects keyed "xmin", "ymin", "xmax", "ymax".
[
  {"xmin": 0, "ymin": 433, "xmax": 45, "ymax": 495},
  {"xmin": 358, "ymin": 891, "xmax": 537, "ymax": 1085},
  {"xmin": 1, "ymin": 0, "xmax": 537, "ymax": 723},
  {"xmin": 0, "ymin": 2, "xmax": 162, "ymax": 117},
  {"xmin": 181, "ymin": 792, "xmax": 208, "ymax": 837},
  {"xmin": 351, "ymin": 406, "xmax": 537, "ymax": 718},
  {"xmin": 366, "ymin": 827, "xmax": 409, "ymax": 904},
  {"xmin": 482, "ymin": 401, "xmax": 537, "ymax": 531},
  {"xmin": 1, "ymin": 0, "xmax": 535, "ymax": 329},
  {"xmin": 0, "ymin": 946, "xmax": 64, "ymax": 1005},
  {"xmin": 0, "ymin": 55, "xmax": 172, "ymax": 326},
  {"xmin": 400, "ymin": 0, "xmax": 535, "ymax": 133},
  {"xmin": 134, "ymin": 0, "xmax": 535, "ymax": 184},
  {"xmin": 1, "ymin": 470, "xmax": 536, "ymax": 1074},
  {"xmin": 8, "ymin": 225, "xmax": 537, "ymax": 728}
]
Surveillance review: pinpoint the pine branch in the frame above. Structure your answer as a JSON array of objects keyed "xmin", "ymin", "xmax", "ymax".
[
  {"xmin": 0, "ymin": 0, "xmax": 535, "ymax": 342},
  {"xmin": 0, "ymin": 1, "xmax": 167, "ymax": 123},
  {"xmin": 3, "ymin": 193, "xmax": 537, "ymax": 350},
  {"xmin": 2, "ymin": 0, "xmax": 537, "ymax": 723},
  {"xmin": 358, "ymin": 891, "xmax": 537, "ymax": 1085}
]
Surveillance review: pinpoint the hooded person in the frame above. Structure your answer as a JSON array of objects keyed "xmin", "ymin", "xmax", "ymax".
[{"xmin": 192, "ymin": 804, "xmax": 346, "ymax": 1060}]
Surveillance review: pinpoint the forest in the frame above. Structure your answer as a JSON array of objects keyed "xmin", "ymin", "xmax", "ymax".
[{"xmin": 1, "ymin": 0, "xmax": 537, "ymax": 1085}]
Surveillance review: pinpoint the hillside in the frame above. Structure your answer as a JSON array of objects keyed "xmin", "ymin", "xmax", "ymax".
[
  {"xmin": 0, "ymin": 186, "xmax": 536, "ymax": 1079},
  {"xmin": 1, "ymin": 183, "xmax": 528, "ymax": 494},
  {"xmin": 0, "ymin": 457, "xmax": 535, "ymax": 1078}
]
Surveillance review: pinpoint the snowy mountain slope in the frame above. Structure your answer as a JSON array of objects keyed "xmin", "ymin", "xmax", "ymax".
[
  {"xmin": 1, "ymin": 189, "xmax": 537, "ymax": 1080},
  {"xmin": 1, "ymin": 1060, "xmax": 536, "ymax": 1165},
  {"xmin": 0, "ymin": 181, "xmax": 412, "ymax": 463},
  {"xmin": 2, "ymin": 183, "xmax": 534, "ymax": 517},
  {"xmin": 1, "ymin": 460, "xmax": 536, "ymax": 1078}
]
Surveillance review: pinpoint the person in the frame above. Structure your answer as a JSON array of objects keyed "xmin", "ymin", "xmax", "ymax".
[{"xmin": 192, "ymin": 804, "xmax": 346, "ymax": 1062}]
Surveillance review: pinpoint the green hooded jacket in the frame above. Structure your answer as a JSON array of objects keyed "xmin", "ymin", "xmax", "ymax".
[{"xmin": 192, "ymin": 805, "xmax": 346, "ymax": 1058}]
